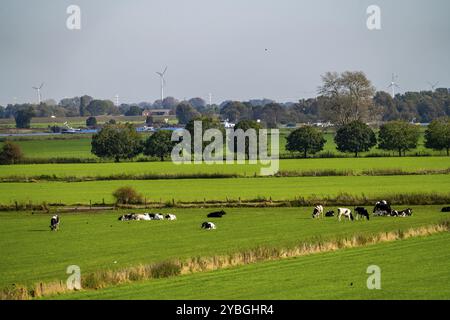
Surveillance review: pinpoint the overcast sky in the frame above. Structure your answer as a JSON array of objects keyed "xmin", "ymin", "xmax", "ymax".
[{"xmin": 0, "ymin": 0, "xmax": 449, "ymax": 106}]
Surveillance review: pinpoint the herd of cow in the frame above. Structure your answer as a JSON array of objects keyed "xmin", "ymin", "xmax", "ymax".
[
  {"xmin": 49, "ymin": 205, "xmax": 450, "ymax": 231},
  {"xmin": 312, "ymin": 200, "xmax": 414, "ymax": 221},
  {"xmin": 117, "ymin": 209, "xmax": 227, "ymax": 230}
]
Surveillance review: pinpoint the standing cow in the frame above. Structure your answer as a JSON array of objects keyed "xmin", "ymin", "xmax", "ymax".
[
  {"xmin": 355, "ymin": 207, "xmax": 370, "ymax": 220},
  {"xmin": 312, "ymin": 205, "xmax": 324, "ymax": 219},
  {"xmin": 50, "ymin": 215, "xmax": 60, "ymax": 231},
  {"xmin": 338, "ymin": 208, "xmax": 354, "ymax": 221}
]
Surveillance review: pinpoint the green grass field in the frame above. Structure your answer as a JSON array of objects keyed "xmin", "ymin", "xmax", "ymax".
[
  {"xmin": 0, "ymin": 174, "xmax": 448, "ymax": 205},
  {"xmin": 0, "ymin": 206, "xmax": 447, "ymax": 289},
  {"xmin": 0, "ymin": 157, "xmax": 449, "ymax": 179},
  {"xmin": 5, "ymin": 138, "xmax": 95, "ymax": 159},
  {"xmin": 51, "ymin": 232, "xmax": 450, "ymax": 300}
]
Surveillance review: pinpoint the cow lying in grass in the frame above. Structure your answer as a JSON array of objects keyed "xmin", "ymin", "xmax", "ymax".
[
  {"xmin": 207, "ymin": 210, "xmax": 226, "ymax": 218},
  {"xmin": 355, "ymin": 207, "xmax": 370, "ymax": 220},
  {"xmin": 118, "ymin": 213, "xmax": 165, "ymax": 221},
  {"xmin": 312, "ymin": 205, "xmax": 324, "ymax": 219},
  {"xmin": 201, "ymin": 222, "xmax": 216, "ymax": 230},
  {"xmin": 165, "ymin": 214, "xmax": 177, "ymax": 221},
  {"xmin": 391, "ymin": 208, "xmax": 413, "ymax": 217},
  {"xmin": 325, "ymin": 210, "xmax": 335, "ymax": 217},
  {"xmin": 50, "ymin": 215, "xmax": 60, "ymax": 231},
  {"xmin": 338, "ymin": 208, "xmax": 354, "ymax": 221},
  {"xmin": 441, "ymin": 207, "xmax": 450, "ymax": 213}
]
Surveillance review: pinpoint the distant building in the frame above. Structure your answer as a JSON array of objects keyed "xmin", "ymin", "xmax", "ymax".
[
  {"xmin": 143, "ymin": 109, "xmax": 171, "ymax": 117},
  {"xmin": 221, "ymin": 120, "xmax": 235, "ymax": 129}
]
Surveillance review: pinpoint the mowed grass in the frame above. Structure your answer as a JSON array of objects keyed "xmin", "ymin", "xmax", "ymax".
[
  {"xmin": 0, "ymin": 157, "xmax": 449, "ymax": 179},
  {"xmin": 0, "ymin": 206, "xmax": 447, "ymax": 288},
  {"xmin": 0, "ymin": 175, "xmax": 449, "ymax": 205},
  {"xmin": 52, "ymin": 232, "xmax": 450, "ymax": 300},
  {"xmin": 1, "ymin": 138, "xmax": 94, "ymax": 159}
]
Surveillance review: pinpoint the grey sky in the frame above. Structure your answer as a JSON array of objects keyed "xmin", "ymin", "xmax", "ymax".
[{"xmin": 0, "ymin": 0, "xmax": 449, "ymax": 106}]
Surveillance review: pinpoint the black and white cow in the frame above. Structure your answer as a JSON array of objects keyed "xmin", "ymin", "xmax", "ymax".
[
  {"xmin": 355, "ymin": 207, "xmax": 370, "ymax": 220},
  {"xmin": 118, "ymin": 213, "xmax": 136, "ymax": 221},
  {"xmin": 397, "ymin": 208, "xmax": 413, "ymax": 217},
  {"xmin": 165, "ymin": 214, "xmax": 177, "ymax": 221},
  {"xmin": 152, "ymin": 213, "xmax": 164, "ymax": 220},
  {"xmin": 373, "ymin": 200, "xmax": 392, "ymax": 216},
  {"xmin": 201, "ymin": 222, "xmax": 216, "ymax": 230},
  {"xmin": 338, "ymin": 208, "xmax": 354, "ymax": 221},
  {"xmin": 312, "ymin": 205, "xmax": 324, "ymax": 219},
  {"xmin": 50, "ymin": 215, "xmax": 60, "ymax": 231},
  {"xmin": 441, "ymin": 207, "xmax": 450, "ymax": 213},
  {"xmin": 207, "ymin": 210, "xmax": 226, "ymax": 218},
  {"xmin": 325, "ymin": 210, "xmax": 335, "ymax": 217}
]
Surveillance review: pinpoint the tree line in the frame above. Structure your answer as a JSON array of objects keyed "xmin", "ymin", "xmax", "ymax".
[
  {"xmin": 1, "ymin": 71, "xmax": 449, "ymax": 129},
  {"xmin": 88, "ymin": 117, "xmax": 450, "ymax": 162},
  {"xmin": 286, "ymin": 118, "xmax": 450, "ymax": 158},
  {"xmin": 1, "ymin": 116, "xmax": 449, "ymax": 165}
]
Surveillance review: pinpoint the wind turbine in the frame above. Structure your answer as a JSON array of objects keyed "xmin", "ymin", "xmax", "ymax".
[
  {"xmin": 32, "ymin": 83, "xmax": 44, "ymax": 104},
  {"xmin": 156, "ymin": 67, "xmax": 168, "ymax": 101},
  {"xmin": 387, "ymin": 74, "xmax": 399, "ymax": 98},
  {"xmin": 427, "ymin": 81, "xmax": 439, "ymax": 91}
]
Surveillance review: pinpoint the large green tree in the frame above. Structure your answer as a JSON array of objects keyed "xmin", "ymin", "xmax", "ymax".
[
  {"xmin": 378, "ymin": 121, "xmax": 420, "ymax": 157},
  {"xmin": 286, "ymin": 126, "xmax": 326, "ymax": 158},
  {"xmin": 14, "ymin": 107, "xmax": 35, "ymax": 129},
  {"xmin": 232, "ymin": 120, "xmax": 263, "ymax": 158},
  {"xmin": 125, "ymin": 105, "xmax": 142, "ymax": 116},
  {"xmin": 91, "ymin": 124, "xmax": 142, "ymax": 162},
  {"xmin": 176, "ymin": 102, "xmax": 200, "ymax": 125},
  {"xmin": 334, "ymin": 121, "xmax": 377, "ymax": 157},
  {"xmin": 425, "ymin": 117, "xmax": 450, "ymax": 156},
  {"xmin": 143, "ymin": 130, "xmax": 175, "ymax": 161},
  {"xmin": 86, "ymin": 100, "xmax": 117, "ymax": 116},
  {"xmin": 318, "ymin": 71, "xmax": 375, "ymax": 125},
  {"xmin": 86, "ymin": 116, "xmax": 97, "ymax": 127}
]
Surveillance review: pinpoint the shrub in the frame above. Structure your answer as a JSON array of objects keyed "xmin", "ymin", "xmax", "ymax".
[
  {"xmin": 150, "ymin": 261, "xmax": 181, "ymax": 279},
  {"xmin": 86, "ymin": 116, "xmax": 97, "ymax": 127},
  {"xmin": 0, "ymin": 141, "xmax": 23, "ymax": 165},
  {"xmin": 112, "ymin": 186, "xmax": 143, "ymax": 204}
]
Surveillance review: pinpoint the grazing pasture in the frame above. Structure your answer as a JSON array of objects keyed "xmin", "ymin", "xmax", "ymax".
[
  {"xmin": 51, "ymin": 232, "xmax": 450, "ymax": 300},
  {"xmin": 0, "ymin": 174, "xmax": 448, "ymax": 205},
  {"xmin": 0, "ymin": 206, "xmax": 446, "ymax": 288}
]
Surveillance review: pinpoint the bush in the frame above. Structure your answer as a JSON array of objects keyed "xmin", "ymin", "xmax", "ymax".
[
  {"xmin": 0, "ymin": 141, "xmax": 23, "ymax": 165},
  {"xmin": 112, "ymin": 186, "xmax": 143, "ymax": 204},
  {"xmin": 86, "ymin": 116, "xmax": 97, "ymax": 127}
]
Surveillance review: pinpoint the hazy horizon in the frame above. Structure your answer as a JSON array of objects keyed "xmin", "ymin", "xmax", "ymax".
[{"xmin": 1, "ymin": 0, "xmax": 449, "ymax": 106}]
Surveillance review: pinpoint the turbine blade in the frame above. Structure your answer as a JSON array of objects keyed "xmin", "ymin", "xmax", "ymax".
[{"xmin": 163, "ymin": 66, "xmax": 167, "ymax": 74}]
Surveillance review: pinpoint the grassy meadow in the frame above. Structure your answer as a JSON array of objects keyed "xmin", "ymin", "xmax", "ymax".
[
  {"xmin": 50, "ymin": 232, "xmax": 450, "ymax": 300},
  {"xmin": 0, "ymin": 206, "xmax": 447, "ymax": 288},
  {"xmin": 0, "ymin": 128, "xmax": 449, "ymax": 300}
]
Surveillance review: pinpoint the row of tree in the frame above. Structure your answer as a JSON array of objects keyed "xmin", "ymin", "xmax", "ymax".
[
  {"xmin": 287, "ymin": 118, "xmax": 450, "ymax": 157},
  {"xmin": 2, "ymin": 71, "xmax": 449, "ymax": 127},
  {"xmin": 88, "ymin": 117, "xmax": 450, "ymax": 163}
]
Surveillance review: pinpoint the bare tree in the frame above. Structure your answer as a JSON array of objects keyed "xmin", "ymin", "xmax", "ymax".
[{"xmin": 318, "ymin": 71, "xmax": 375, "ymax": 126}]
